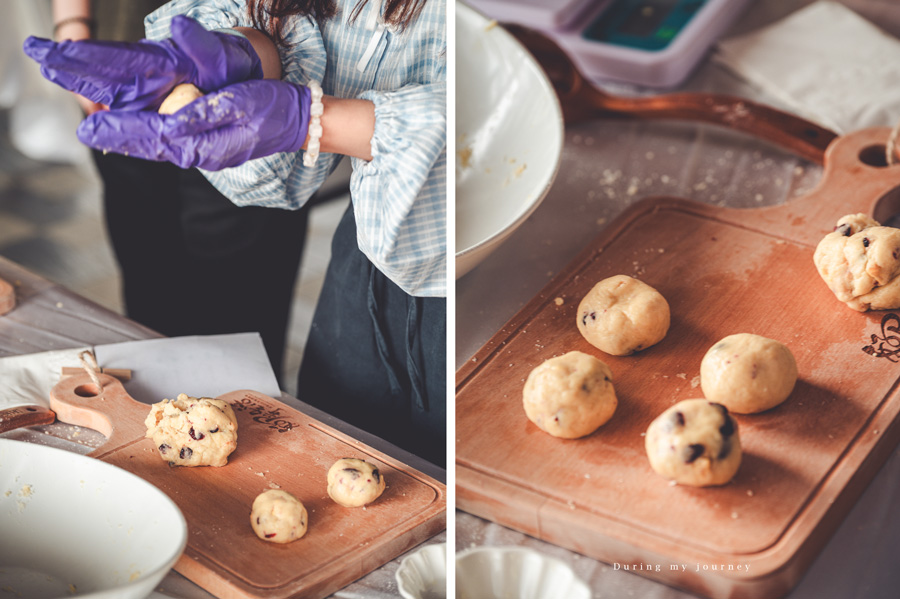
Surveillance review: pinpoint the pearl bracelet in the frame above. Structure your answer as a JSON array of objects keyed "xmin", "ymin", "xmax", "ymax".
[{"xmin": 303, "ymin": 80, "xmax": 324, "ymax": 167}]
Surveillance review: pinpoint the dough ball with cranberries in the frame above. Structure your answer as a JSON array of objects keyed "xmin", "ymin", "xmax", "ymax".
[
  {"xmin": 250, "ymin": 489, "xmax": 308, "ymax": 543},
  {"xmin": 523, "ymin": 350, "xmax": 617, "ymax": 439},
  {"xmin": 144, "ymin": 393, "xmax": 238, "ymax": 467},
  {"xmin": 326, "ymin": 458, "xmax": 386, "ymax": 507}
]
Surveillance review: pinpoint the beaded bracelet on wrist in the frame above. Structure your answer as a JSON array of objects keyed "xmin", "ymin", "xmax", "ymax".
[{"xmin": 303, "ymin": 80, "xmax": 324, "ymax": 168}]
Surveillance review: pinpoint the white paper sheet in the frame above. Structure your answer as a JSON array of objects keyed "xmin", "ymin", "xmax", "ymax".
[
  {"xmin": 714, "ymin": 0, "xmax": 900, "ymax": 134},
  {"xmin": 94, "ymin": 332, "xmax": 281, "ymax": 405},
  {"xmin": 0, "ymin": 333, "xmax": 280, "ymax": 410},
  {"xmin": 0, "ymin": 347, "xmax": 89, "ymax": 409}
]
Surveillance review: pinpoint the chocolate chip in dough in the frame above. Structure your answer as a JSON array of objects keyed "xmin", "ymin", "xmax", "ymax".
[
  {"xmin": 685, "ymin": 443, "xmax": 705, "ymax": 464},
  {"xmin": 342, "ymin": 467, "xmax": 362, "ymax": 480}
]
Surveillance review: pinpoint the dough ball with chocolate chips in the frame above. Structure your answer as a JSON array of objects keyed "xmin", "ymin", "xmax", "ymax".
[
  {"xmin": 645, "ymin": 399, "xmax": 741, "ymax": 487},
  {"xmin": 250, "ymin": 489, "xmax": 308, "ymax": 543},
  {"xmin": 701, "ymin": 333, "xmax": 797, "ymax": 414},
  {"xmin": 814, "ymin": 213, "xmax": 900, "ymax": 311},
  {"xmin": 327, "ymin": 458, "xmax": 386, "ymax": 507},
  {"xmin": 523, "ymin": 350, "xmax": 617, "ymax": 439},
  {"xmin": 144, "ymin": 393, "xmax": 238, "ymax": 467},
  {"xmin": 576, "ymin": 275, "xmax": 670, "ymax": 356}
]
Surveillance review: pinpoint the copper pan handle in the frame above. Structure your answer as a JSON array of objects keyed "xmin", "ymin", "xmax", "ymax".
[{"xmin": 507, "ymin": 24, "xmax": 839, "ymax": 165}]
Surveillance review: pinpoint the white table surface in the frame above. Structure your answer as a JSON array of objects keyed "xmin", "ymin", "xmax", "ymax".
[{"xmin": 455, "ymin": 1, "xmax": 900, "ymax": 598}]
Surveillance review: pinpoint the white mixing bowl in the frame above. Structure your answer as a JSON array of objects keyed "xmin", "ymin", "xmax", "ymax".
[
  {"xmin": 0, "ymin": 439, "xmax": 187, "ymax": 599},
  {"xmin": 396, "ymin": 542, "xmax": 447, "ymax": 599},
  {"xmin": 456, "ymin": 546, "xmax": 591, "ymax": 599},
  {"xmin": 456, "ymin": 2, "xmax": 565, "ymax": 278}
]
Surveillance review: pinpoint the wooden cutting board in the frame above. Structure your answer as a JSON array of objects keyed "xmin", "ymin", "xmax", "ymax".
[
  {"xmin": 456, "ymin": 127, "xmax": 900, "ymax": 599},
  {"xmin": 50, "ymin": 373, "xmax": 446, "ymax": 599},
  {"xmin": 0, "ymin": 277, "xmax": 15, "ymax": 315}
]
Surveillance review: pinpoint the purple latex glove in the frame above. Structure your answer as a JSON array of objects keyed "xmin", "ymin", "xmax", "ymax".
[
  {"xmin": 76, "ymin": 79, "xmax": 312, "ymax": 170},
  {"xmin": 22, "ymin": 15, "xmax": 263, "ymax": 110}
]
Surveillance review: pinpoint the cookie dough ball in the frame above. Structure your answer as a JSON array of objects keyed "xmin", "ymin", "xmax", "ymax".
[
  {"xmin": 327, "ymin": 458, "xmax": 386, "ymax": 507},
  {"xmin": 701, "ymin": 333, "xmax": 797, "ymax": 414},
  {"xmin": 814, "ymin": 213, "xmax": 900, "ymax": 311},
  {"xmin": 645, "ymin": 399, "xmax": 741, "ymax": 487},
  {"xmin": 144, "ymin": 393, "xmax": 238, "ymax": 467},
  {"xmin": 522, "ymin": 351, "xmax": 617, "ymax": 439},
  {"xmin": 158, "ymin": 83, "xmax": 204, "ymax": 115},
  {"xmin": 576, "ymin": 275, "xmax": 670, "ymax": 356},
  {"xmin": 250, "ymin": 489, "xmax": 308, "ymax": 543}
]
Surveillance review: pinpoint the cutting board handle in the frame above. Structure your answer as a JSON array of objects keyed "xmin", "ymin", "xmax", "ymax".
[
  {"xmin": 50, "ymin": 373, "xmax": 148, "ymax": 457},
  {"xmin": 706, "ymin": 127, "xmax": 900, "ymax": 248}
]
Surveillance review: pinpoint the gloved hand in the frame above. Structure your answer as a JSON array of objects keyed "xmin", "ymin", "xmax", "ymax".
[
  {"xmin": 76, "ymin": 79, "xmax": 313, "ymax": 170},
  {"xmin": 22, "ymin": 15, "xmax": 263, "ymax": 111}
]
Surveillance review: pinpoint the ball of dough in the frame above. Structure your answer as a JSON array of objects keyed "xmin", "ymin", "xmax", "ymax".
[
  {"xmin": 144, "ymin": 393, "xmax": 238, "ymax": 467},
  {"xmin": 250, "ymin": 489, "xmax": 308, "ymax": 543},
  {"xmin": 158, "ymin": 83, "xmax": 204, "ymax": 115},
  {"xmin": 327, "ymin": 458, "xmax": 386, "ymax": 507},
  {"xmin": 813, "ymin": 213, "xmax": 900, "ymax": 311},
  {"xmin": 522, "ymin": 350, "xmax": 617, "ymax": 439},
  {"xmin": 576, "ymin": 275, "xmax": 670, "ymax": 356},
  {"xmin": 700, "ymin": 333, "xmax": 797, "ymax": 414},
  {"xmin": 645, "ymin": 399, "xmax": 741, "ymax": 487}
]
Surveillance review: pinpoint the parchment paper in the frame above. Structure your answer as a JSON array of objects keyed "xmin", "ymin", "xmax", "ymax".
[
  {"xmin": 0, "ymin": 332, "xmax": 280, "ymax": 410},
  {"xmin": 714, "ymin": 0, "xmax": 900, "ymax": 134}
]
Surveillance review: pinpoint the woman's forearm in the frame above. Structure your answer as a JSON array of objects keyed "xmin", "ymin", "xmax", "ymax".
[
  {"xmin": 229, "ymin": 26, "xmax": 375, "ymax": 161},
  {"xmin": 316, "ymin": 97, "xmax": 375, "ymax": 161}
]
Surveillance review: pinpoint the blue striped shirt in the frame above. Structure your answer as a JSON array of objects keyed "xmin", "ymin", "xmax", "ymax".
[{"xmin": 145, "ymin": 0, "xmax": 446, "ymax": 297}]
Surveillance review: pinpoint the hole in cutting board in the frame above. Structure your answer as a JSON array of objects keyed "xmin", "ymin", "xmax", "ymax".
[
  {"xmin": 858, "ymin": 144, "xmax": 889, "ymax": 168},
  {"xmin": 74, "ymin": 383, "xmax": 101, "ymax": 397},
  {"xmin": 873, "ymin": 184, "xmax": 900, "ymax": 227}
]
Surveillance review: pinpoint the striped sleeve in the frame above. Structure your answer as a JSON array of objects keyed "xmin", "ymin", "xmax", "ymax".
[{"xmin": 351, "ymin": 81, "xmax": 447, "ymax": 296}]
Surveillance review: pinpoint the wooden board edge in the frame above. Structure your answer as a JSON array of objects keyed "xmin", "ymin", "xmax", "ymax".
[
  {"xmin": 305, "ymin": 420, "xmax": 447, "ymax": 494},
  {"xmin": 175, "ymin": 508, "xmax": 446, "ymax": 599},
  {"xmin": 457, "ymin": 462, "xmax": 797, "ymax": 599},
  {"xmin": 457, "ymin": 391, "xmax": 900, "ymax": 599},
  {"xmin": 224, "ymin": 390, "xmax": 447, "ymax": 495}
]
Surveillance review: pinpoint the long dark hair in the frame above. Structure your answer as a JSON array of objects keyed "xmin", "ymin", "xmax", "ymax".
[{"xmin": 249, "ymin": 0, "xmax": 427, "ymax": 47}]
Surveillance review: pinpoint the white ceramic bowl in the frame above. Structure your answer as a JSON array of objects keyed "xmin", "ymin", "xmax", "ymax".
[
  {"xmin": 456, "ymin": 546, "xmax": 591, "ymax": 599},
  {"xmin": 396, "ymin": 542, "xmax": 447, "ymax": 599},
  {"xmin": 0, "ymin": 439, "xmax": 187, "ymax": 599},
  {"xmin": 456, "ymin": 2, "xmax": 565, "ymax": 278}
]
